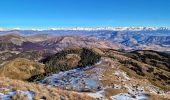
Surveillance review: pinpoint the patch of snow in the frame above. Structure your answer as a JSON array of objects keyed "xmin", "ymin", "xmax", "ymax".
[
  {"xmin": 40, "ymin": 66, "xmax": 102, "ymax": 91},
  {"xmin": 111, "ymin": 93, "xmax": 148, "ymax": 100},
  {"xmin": 20, "ymin": 91, "xmax": 34, "ymax": 100},
  {"xmin": 114, "ymin": 70, "xmax": 131, "ymax": 81},
  {"xmin": 85, "ymin": 79, "xmax": 98, "ymax": 89},
  {"xmin": 146, "ymin": 84, "xmax": 166, "ymax": 95},
  {"xmin": 87, "ymin": 90, "xmax": 105, "ymax": 100},
  {"xmin": 113, "ymin": 84, "xmax": 122, "ymax": 89},
  {"xmin": 0, "ymin": 91, "xmax": 16, "ymax": 100},
  {"xmin": 125, "ymin": 84, "xmax": 144, "ymax": 95},
  {"xmin": 0, "ymin": 62, "xmax": 7, "ymax": 66},
  {"xmin": 96, "ymin": 60, "xmax": 102, "ymax": 65},
  {"xmin": 0, "ymin": 90, "xmax": 34, "ymax": 100}
]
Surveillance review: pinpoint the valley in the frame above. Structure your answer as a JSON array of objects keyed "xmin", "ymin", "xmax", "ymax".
[{"xmin": 0, "ymin": 28, "xmax": 170, "ymax": 100}]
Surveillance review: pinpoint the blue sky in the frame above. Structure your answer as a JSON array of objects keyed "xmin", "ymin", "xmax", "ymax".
[{"xmin": 0, "ymin": 0, "xmax": 170, "ymax": 28}]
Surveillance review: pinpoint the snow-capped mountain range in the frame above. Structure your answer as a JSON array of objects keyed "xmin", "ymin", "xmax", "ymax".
[
  {"xmin": 0, "ymin": 27, "xmax": 170, "ymax": 51},
  {"xmin": 49, "ymin": 27, "xmax": 170, "ymax": 31},
  {"xmin": 1, "ymin": 27, "xmax": 170, "ymax": 31}
]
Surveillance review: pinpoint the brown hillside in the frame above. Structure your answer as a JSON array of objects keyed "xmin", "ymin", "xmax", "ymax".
[{"xmin": 0, "ymin": 58, "xmax": 45, "ymax": 81}]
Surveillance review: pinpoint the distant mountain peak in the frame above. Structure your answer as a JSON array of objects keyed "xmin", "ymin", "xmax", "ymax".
[
  {"xmin": 49, "ymin": 27, "xmax": 170, "ymax": 31},
  {"xmin": 1, "ymin": 27, "xmax": 170, "ymax": 31}
]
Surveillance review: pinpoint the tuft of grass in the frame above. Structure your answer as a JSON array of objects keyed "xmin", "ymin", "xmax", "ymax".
[{"xmin": 0, "ymin": 77, "xmax": 96, "ymax": 100}]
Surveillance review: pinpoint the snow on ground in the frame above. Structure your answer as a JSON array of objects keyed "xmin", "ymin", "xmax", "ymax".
[
  {"xmin": 40, "ymin": 66, "xmax": 103, "ymax": 92},
  {"xmin": 0, "ymin": 91, "xmax": 16, "ymax": 100},
  {"xmin": 87, "ymin": 90, "xmax": 105, "ymax": 100},
  {"xmin": 124, "ymin": 84, "xmax": 147, "ymax": 99},
  {"xmin": 146, "ymin": 84, "xmax": 165, "ymax": 94},
  {"xmin": 114, "ymin": 70, "xmax": 131, "ymax": 81},
  {"xmin": 0, "ymin": 90, "xmax": 34, "ymax": 100},
  {"xmin": 112, "ymin": 70, "xmax": 150, "ymax": 100},
  {"xmin": 111, "ymin": 93, "xmax": 148, "ymax": 100},
  {"xmin": 20, "ymin": 91, "xmax": 34, "ymax": 100},
  {"xmin": 39, "ymin": 59, "xmax": 169, "ymax": 99}
]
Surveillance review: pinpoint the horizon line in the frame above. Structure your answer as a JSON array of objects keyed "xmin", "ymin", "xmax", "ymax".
[{"xmin": 1, "ymin": 26, "xmax": 170, "ymax": 31}]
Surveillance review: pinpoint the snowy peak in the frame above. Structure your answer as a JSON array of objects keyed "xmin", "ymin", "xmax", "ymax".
[
  {"xmin": 49, "ymin": 27, "xmax": 170, "ymax": 31},
  {"xmin": 1, "ymin": 27, "xmax": 170, "ymax": 31}
]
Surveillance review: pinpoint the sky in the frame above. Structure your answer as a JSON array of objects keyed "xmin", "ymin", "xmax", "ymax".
[{"xmin": 0, "ymin": 0, "xmax": 170, "ymax": 29}]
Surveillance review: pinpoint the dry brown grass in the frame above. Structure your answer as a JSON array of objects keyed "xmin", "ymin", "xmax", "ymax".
[
  {"xmin": 104, "ymin": 50, "xmax": 170, "ymax": 91},
  {"xmin": 104, "ymin": 88, "xmax": 127, "ymax": 100},
  {"xmin": 11, "ymin": 92, "xmax": 28, "ymax": 100},
  {"xmin": 148, "ymin": 94, "xmax": 169, "ymax": 100},
  {"xmin": 0, "ymin": 77, "xmax": 96, "ymax": 100},
  {"xmin": 0, "ymin": 58, "xmax": 45, "ymax": 81}
]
